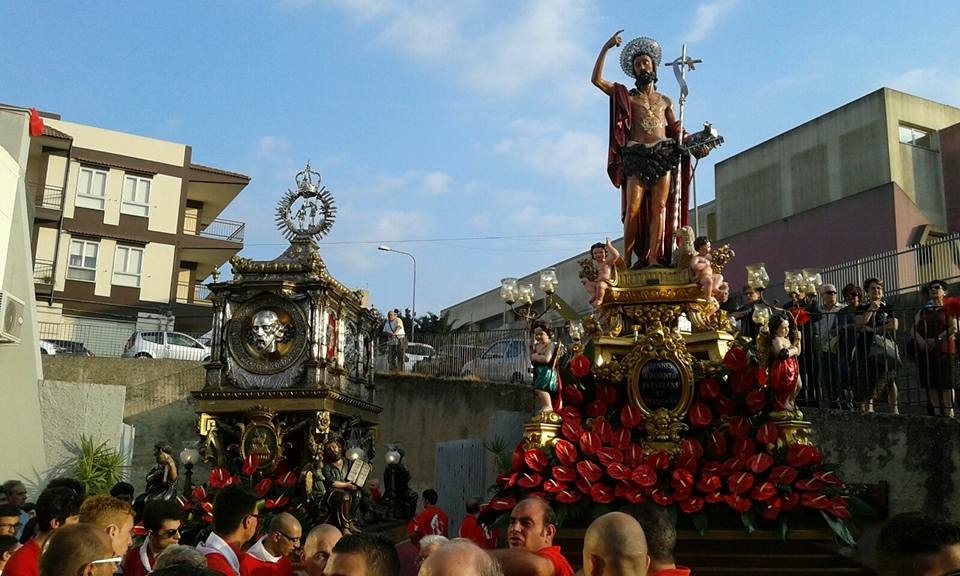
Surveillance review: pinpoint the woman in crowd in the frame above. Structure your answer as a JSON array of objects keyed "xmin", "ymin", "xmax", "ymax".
[
  {"xmin": 912, "ymin": 279, "xmax": 956, "ymax": 417},
  {"xmin": 528, "ymin": 322, "xmax": 560, "ymax": 413},
  {"xmin": 854, "ymin": 278, "xmax": 899, "ymax": 414}
]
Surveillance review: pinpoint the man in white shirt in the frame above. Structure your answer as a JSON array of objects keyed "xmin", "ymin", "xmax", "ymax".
[{"xmin": 382, "ymin": 310, "xmax": 407, "ymax": 371}]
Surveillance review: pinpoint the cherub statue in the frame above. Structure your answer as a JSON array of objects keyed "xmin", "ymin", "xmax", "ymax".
[
  {"xmin": 689, "ymin": 236, "xmax": 724, "ymax": 306},
  {"xmin": 580, "ymin": 238, "xmax": 621, "ymax": 307}
]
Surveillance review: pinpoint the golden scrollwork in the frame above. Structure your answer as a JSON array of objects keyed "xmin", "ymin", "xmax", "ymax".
[
  {"xmin": 594, "ymin": 359, "xmax": 625, "ymax": 385},
  {"xmin": 709, "ymin": 244, "xmax": 735, "ymax": 275},
  {"xmin": 770, "ymin": 418, "xmax": 814, "ymax": 451},
  {"xmin": 685, "ymin": 301, "xmax": 734, "ymax": 333},
  {"xmin": 623, "ymin": 304, "xmax": 683, "ymax": 331},
  {"xmin": 521, "ymin": 411, "xmax": 563, "ymax": 450},
  {"xmin": 642, "ymin": 408, "xmax": 689, "ymax": 456},
  {"xmin": 608, "ymin": 284, "xmax": 702, "ymax": 305}
]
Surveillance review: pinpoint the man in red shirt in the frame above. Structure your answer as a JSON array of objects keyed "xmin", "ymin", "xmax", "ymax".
[
  {"xmin": 5, "ymin": 486, "xmax": 83, "ymax": 576},
  {"xmin": 38, "ymin": 523, "xmax": 117, "ymax": 576},
  {"xmin": 583, "ymin": 512, "xmax": 650, "ymax": 575},
  {"xmin": 122, "ymin": 500, "xmax": 183, "ymax": 576},
  {"xmin": 406, "ymin": 490, "xmax": 447, "ymax": 547},
  {"xmin": 197, "ymin": 485, "xmax": 260, "ymax": 576},
  {"xmin": 458, "ymin": 498, "xmax": 498, "ymax": 550},
  {"xmin": 629, "ymin": 504, "xmax": 690, "ymax": 576},
  {"xmin": 240, "ymin": 512, "xmax": 301, "ymax": 576},
  {"xmin": 491, "ymin": 497, "xmax": 574, "ymax": 576}
]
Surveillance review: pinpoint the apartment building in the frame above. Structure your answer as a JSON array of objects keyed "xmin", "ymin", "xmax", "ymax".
[{"xmin": 27, "ymin": 113, "xmax": 249, "ymax": 355}]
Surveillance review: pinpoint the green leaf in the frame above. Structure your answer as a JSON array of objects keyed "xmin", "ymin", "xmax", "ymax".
[
  {"xmin": 692, "ymin": 513, "xmax": 708, "ymax": 536},
  {"xmin": 846, "ymin": 495, "xmax": 879, "ymax": 520},
  {"xmin": 778, "ymin": 519, "xmax": 789, "ymax": 542},
  {"xmin": 740, "ymin": 511, "xmax": 756, "ymax": 534},
  {"xmin": 820, "ymin": 511, "xmax": 856, "ymax": 547}
]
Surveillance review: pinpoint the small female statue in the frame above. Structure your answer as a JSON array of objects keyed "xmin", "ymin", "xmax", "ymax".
[
  {"xmin": 528, "ymin": 322, "xmax": 560, "ymax": 413},
  {"xmin": 768, "ymin": 315, "xmax": 803, "ymax": 414}
]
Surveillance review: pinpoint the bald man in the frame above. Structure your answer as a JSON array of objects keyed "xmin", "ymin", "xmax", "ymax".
[
  {"xmin": 240, "ymin": 513, "xmax": 302, "ymax": 576},
  {"xmin": 39, "ymin": 522, "xmax": 117, "ymax": 576},
  {"xmin": 582, "ymin": 512, "xmax": 650, "ymax": 576},
  {"xmin": 301, "ymin": 524, "xmax": 342, "ymax": 576},
  {"xmin": 419, "ymin": 539, "xmax": 503, "ymax": 576}
]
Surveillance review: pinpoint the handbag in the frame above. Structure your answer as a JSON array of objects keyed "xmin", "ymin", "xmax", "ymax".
[{"xmin": 868, "ymin": 334, "xmax": 902, "ymax": 369}]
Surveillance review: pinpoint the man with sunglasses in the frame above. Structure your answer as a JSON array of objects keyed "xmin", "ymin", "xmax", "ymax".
[
  {"xmin": 122, "ymin": 500, "xmax": 183, "ymax": 576},
  {"xmin": 240, "ymin": 513, "xmax": 302, "ymax": 576},
  {"xmin": 197, "ymin": 486, "xmax": 260, "ymax": 576},
  {"xmin": 38, "ymin": 522, "xmax": 117, "ymax": 576}
]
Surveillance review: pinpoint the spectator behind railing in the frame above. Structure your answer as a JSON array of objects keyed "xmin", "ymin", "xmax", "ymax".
[
  {"xmin": 912, "ymin": 279, "xmax": 957, "ymax": 418},
  {"xmin": 853, "ymin": 278, "xmax": 900, "ymax": 414}
]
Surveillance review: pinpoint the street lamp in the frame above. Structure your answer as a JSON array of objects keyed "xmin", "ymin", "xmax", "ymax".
[
  {"xmin": 179, "ymin": 446, "xmax": 200, "ymax": 493},
  {"xmin": 377, "ymin": 245, "xmax": 417, "ymax": 342}
]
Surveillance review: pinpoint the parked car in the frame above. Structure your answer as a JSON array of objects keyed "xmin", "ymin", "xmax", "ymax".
[
  {"xmin": 197, "ymin": 329, "xmax": 213, "ymax": 347},
  {"xmin": 122, "ymin": 331, "xmax": 211, "ymax": 361},
  {"xmin": 375, "ymin": 342, "xmax": 436, "ymax": 372},
  {"xmin": 40, "ymin": 339, "xmax": 95, "ymax": 357},
  {"xmin": 413, "ymin": 344, "xmax": 484, "ymax": 377},
  {"xmin": 460, "ymin": 338, "xmax": 530, "ymax": 383}
]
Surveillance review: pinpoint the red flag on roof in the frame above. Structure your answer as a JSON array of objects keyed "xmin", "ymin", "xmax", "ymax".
[{"xmin": 29, "ymin": 108, "xmax": 44, "ymax": 137}]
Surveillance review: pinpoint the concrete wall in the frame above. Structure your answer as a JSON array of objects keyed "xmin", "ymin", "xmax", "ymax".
[
  {"xmin": 942, "ymin": 122, "xmax": 960, "ymax": 231},
  {"xmin": 0, "ymin": 108, "xmax": 49, "ymax": 483}
]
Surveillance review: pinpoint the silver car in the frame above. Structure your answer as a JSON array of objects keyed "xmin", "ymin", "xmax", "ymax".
[
  {"xmin": 122, "ymin": 331, "xmax": 210, "ymax": 361},
  {"xmin": 460, "ymin": 338, "xmax": 530, "ymax": 383}
]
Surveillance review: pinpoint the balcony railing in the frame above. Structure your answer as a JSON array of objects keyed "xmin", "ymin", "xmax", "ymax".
[
  {"xmin": 176, "ymin": 281, "xmax": 212, "ymax": 305},
  {"xmin": 183, "ymin": 213, "xmax": 245, "ymax": 243},
  {"xmin": 28, "ymin": 181, "xmax": 65, "ymax": 210},
  {"xmin": 33, "ymin": 259, "xmax": 55, "ymax": 284}
]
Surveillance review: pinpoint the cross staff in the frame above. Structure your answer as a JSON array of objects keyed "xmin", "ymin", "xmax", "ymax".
[{"xmin": 665, "ymin": 46, "xmax": 703, "ymax": 235}]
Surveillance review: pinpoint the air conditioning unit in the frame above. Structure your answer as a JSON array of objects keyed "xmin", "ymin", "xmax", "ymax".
[{"xmin": 0, "ymin": 290, "xmax": 25, "ymax": 344}]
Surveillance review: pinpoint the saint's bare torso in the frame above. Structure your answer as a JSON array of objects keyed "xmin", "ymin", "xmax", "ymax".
[{"xmin": 629, "ymin": 91, "xmax": 671, "ymax": 143}]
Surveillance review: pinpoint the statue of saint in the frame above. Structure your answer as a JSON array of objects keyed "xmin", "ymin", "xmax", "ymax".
[
  {"xmin": 321, "ymin": 438, "xmax": 361, "ymax": 533},
  {"xmin": 249, "ymin": 309, "xmax": 285, "ymax": 354}
]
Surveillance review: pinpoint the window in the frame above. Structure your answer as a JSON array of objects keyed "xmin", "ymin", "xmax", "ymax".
[
  {"xmin": 113, "ymin": 245, "xmax": 143, "ymax": 288},
  {"xmin": 122, "ymin": 175, "xmax": 152, "ymax": 217},
  {"xmin": 899, "ymin": 124, "xmax": 932, "ymax": 148},
  {"xmin": 76, "ymin": 167, "xmax": 107, "ymax": 210},
  {"xmin": 167, "ymin": 333, "xmax": 203, "ymax": 348},
  {"xmin": 67, "ymin": 239, "xmax": 99, "ymax": 282},
  {"xmin": 141, "ymin": 332, "xmax": 162, "ymax": 344}
]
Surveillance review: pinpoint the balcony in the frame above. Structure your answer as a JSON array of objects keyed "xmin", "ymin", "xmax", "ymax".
[
  {"xmin": 29, "ymin": 181, "xmax": 65, "ymax": 219},
  {"xmin": 183, "ymin": 213, "xmax": 245, "ymax": 243},
  {"xmin": 34, "ymin": 259, "xmax": 55, "ymax": 296},
  {"xmin": 176, "ymin": 281, "xmax": 212, "ymax": 306}
]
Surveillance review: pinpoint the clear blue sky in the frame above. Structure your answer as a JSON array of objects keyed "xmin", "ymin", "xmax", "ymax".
[{"xmin": 4, "ymin": 1, "xmax": 959, "ymax": 317}]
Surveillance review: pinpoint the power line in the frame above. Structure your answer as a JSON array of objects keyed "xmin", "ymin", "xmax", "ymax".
[{"xmin": 242, "ymin": 230, "xmax": 621, "ymax": 247}]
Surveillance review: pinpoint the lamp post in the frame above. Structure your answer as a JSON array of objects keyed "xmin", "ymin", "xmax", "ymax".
[
  {"xmin": 499, "ymin": 268, "xmax": 561, "ymax": 327},
  {"xmin": 179, "ymin": 446, "xmax": 200, "ymax": 493},
  {"xmin": 378, "ymin": 245, "xmax": 417, "ymax": 342}
]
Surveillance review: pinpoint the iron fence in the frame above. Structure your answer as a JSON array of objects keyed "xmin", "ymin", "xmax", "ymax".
[
  {"xmin": 182, "ymin": 213, "xmax": 245, "ymax": 243},
  {"xmin": 176, "ymin": 281, "xmax": 211, "ymax": 305},
  {"xmin": 33, "ymin": 259, "xmax": 54, "ymax": 283},
  {"xmin": 28, "ymin": 181, "xmax": 65, "ymax": 210}
]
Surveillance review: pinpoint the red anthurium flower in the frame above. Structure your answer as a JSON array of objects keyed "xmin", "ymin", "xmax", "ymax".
[
  {"xmin": 554, "ymin": 439, "xmax": 578, "ymax": 466},
  {"xmin": 591, "ymin": 483, "xmax": 615, "ymax": 504},
  {"xmin": 714, "ymin": 395, "xmax": 736, "ymax": 416},
  {"xmin": 201, "ymin": 501, "xmax": 214, "ymax": 515},
  {"xmin": 767, "ymin": 465, "xmax": 798, "ymax": 486},
  {"xmin": 575, "ymin": 477, "xmax": 594, "ymax": 495},
  {"xmin": 620, "ymin": 404, "xmax": 643, "ymax": 429},
  {"xmin": 576, "ymin": 460, "xmax": 603, "ymax": 483},
  {"xmin": 651, "ymin": 489, "xmax": 673, "ymax": 506},
  {"xmin": 242, "ymin": 454, "xmax": 258, "ymax": 477},
  {"xmin": 730, "ymin": 371, "xmax": 755, "ymax": 396},
  {"xmin": 787, "ymin": 445, "xmax": 823, "ymax": 468},
  {"xmin": 704, "ymin": 491, "xmax": 725, "ymax": 504},
  {"xmin": 733, "ymin": 438, "xmax": 756, "ymax": 458},
  {"xmin": 631, "ymin": 465, "xmax": 658, "ymax": 488},
  {"xmin": 599, "ymin": 385, "xmax": 618, "ymax": 405},
  {"xmin": 497, "ymin": 472, "xmax": 518, "ymax": 488},
  {"xmin": 747, "ymin": 453, "xmax": 774, "ymax": 474},
  {"xmin": 614, "ymin": 481, "xmax": 631, "ymax": 497},
  {"xmin": 570, "ymin": 354, "xmax": 591, "ymax": 378},
  {"xmin": 745, "ymin": 390, "xmax": 767, "ymax": 413},
  {"xmin": 723, "ymin": 456, "xmax": 746, "ymax": 474},
  {"xmin": 176, "ymin": 495, "xmax": 192, "ymax": 511},
  {"xmin": 518, "ymin": 473, "xmax": 544, "ymax": 489},
  {"xmin": 696, "ymin": 473, "xmax": 721, "ymax": 493},
  {"xmin": 607, "ymin": 463, "xmax": 632, "ymax": 482},
  {"xmin": 625, "ymin": 445, "xmax": 644, "ymax": 468},
  {"xmin": 192, "ymin": 486, "xmax": 208, "ymax": 502},
  {"xmin": 724, "ymin": 494, "xmax": 752, "ymax": 513},
  {"xmin": 647, "ymin": 451, "xmax": 671, "ymax": 471},
  {"xmin": 579, "ymin": 430, "xmax": 601, "ymax": 456},
  {"xmin": 562, "ymin": 420, "xmax": 583, "ymax": 442},
  {"xmin": 689, "ymin": 403, "xmax": 713, "ymax": 427},
  {"xmin": 586, "ymin": 400, "xmax": 608, "ymax": 418},
  {"xmin": 597, "ymin": 447, "xmax": 623, "ymax": 466},
  {"xmin": 209, "ymin": 468, "xmax": 232, "ymax": 490},
  {"xmin": 489, "ymin": 497, "xmax": 516, "ymax": 511},
  {"xmin": 625, "ymin": 487, "xmax": 647, "ymax": 504},
  {"xmin": 512, "ymin": 444, "xmax": 525, "ymax": 470},
  {"xmin": 782, "ymin": 492, "xmax": 800, "ymax": 512},
  {"xmin": 555, "ymin": 489, "xmax": 582, "ymax": 504},
  {"xmin": 675, "ymin": 455, "xmax": 699, "ymax": 474},
  {"xmin": 813, "ymin": 471, "xmax": 842, "ymax": 487},
  {"xmin": 794, "ymin": 478, "xmax": 825, "ymax": 491},
  {"xmin": 681, "ymin": 438, "xmax": 704, "ymax": 460},
  {"xmin": 276, "ymin": 471, "xmax": 297, "ymax": 489},
  {"xmin": 760, "ymin": 497, "xmax": 782, "ymax": 521},
  {"xmin": 728, "ymin": 416, "xmax": 751, "ymax": 438},
  {"xmin": 750, "ymin": 481, "xmax": 776, "ymax": 502},
  {"xmin": 524, "ymin": 449, "xmax": 549, "ymax": 472},
  {"xmin": 563, "ymin": 384, "xmax": 584, "ymax": 405},
  {"xmin": 542, "ymin": 479, "xmax": 567, "ymax": 494},
  {"xmin": 254, "ymin": 478, "xmax": 273, "ymax": 498},
  {"xmin": 827, "ymin": 497, "xmax": 851, "ymax": 519},
  {"xmin": 559, "ymin": 406, "xmax": 582, "ymax": 423},
  {"xmin": 671, "ymin": 469, "xmax": 695, "ymax": 493},
  {"xmin": 707, "ymin": 430, "xmax": 728, "ymax": 458},
  {"xmin": 701, "ymin": 461, "xmax": 723, "ymax": 475},
  {"xmin": 552, "ymin": 466, "xmax": 577, "ymax": 483},
  {"xmin": 202, "ymin": 514, "xmax": 214, "ymax": 524},
  {"xmin": 591, "ymin": 419, "xmax": 613, "ymax": 444},
  {"xmin": 699, "ymin": 378, "xmax": 720, "ymax": 400},
  {"xmin": 756, "ymin": 423, "xmax": 779, "ymax": 446},
  {"xmin": 611, "ymin": 428, "xmax": 632, "ymax": 451},
  {"xmin": 265, "ymin": 496, "xmax": 289, "ymax": 510},
  {"xmin": 672, "ymin": 487, "xmax": 693, "ymax": 502},
  {"xmin": 679, "ymin": 496, "xmax": 705, "ymax": 514},
  {"xmin": 724, "ymin": 347, "xmax": 748, "ymax": 372},
  {"xmin": 755, "ymin": 368, "xmax": 767, "ymax": 388},
  {"xmin": 800, "ymin": 492, "xmax": 832, "ymax": 510},
  {"xmin": 727, "ymin": 471, "xmax": 755, "ymax": 495}
]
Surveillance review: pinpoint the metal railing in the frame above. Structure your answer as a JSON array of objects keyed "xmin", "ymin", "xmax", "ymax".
[
  {"xmin": 182, "ymin": 213, "xmax": 245, "ymax": 243},
  {"xmin": 33, "ymin": 259, "xmax": 55, "ymax": 284},
  {"xmin": 176, "ymin": 281, "xmax": 211, "ymax": 305},
  {"xmin": 38, "ymin": 321, "xmax": 211, "ymax": 361},
  {"xmin": 28, "ymin": 181, "xmax": 65, "ymax": 210}
]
